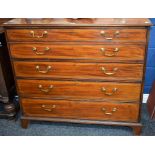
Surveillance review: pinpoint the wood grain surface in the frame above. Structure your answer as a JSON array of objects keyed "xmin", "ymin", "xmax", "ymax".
[
  {"xmin": 21, "ymin": 98, "xmax": 139, "ymax": 122},
  {"xmin": 14, "ymin": 61, "xmax": 143, "ymax": 81},
  {"xmin": 17, "ymin": 79, "xmax": 141, "ymax": 101},
  {"xmin": 7, "ymin": 29, "xmax": 146, "ymax": 42},
  {"xmin": 9, "ymin": 44, "xmax": 145, "ymax": 62}
]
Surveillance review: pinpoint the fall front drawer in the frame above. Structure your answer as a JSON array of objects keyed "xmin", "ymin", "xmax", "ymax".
[
  {"xmin": 7, "ymin": 29, "xmax": 146, "ymax": 42},
  {"xmin": 14, "ymin": 62, "xmax": 143, "ymax": 81},
  {"xmin": 17, "ymin": 80, "xmax": 141, "ymax": 101},
  {"xmin": 21, "ymin": 98, "xmax": 139, "ymax": 122},
  {"xmin": 10, "ymin": 44, "xmax": 145, "ymax": 62}
]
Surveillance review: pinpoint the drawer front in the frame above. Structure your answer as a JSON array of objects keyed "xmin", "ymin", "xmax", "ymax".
[
  {"xmin": 7, "ymin": 29, "xmax": 146, "ymax": 42},
  {"xmin": 21, "ymin": 98, "xmax": 139, "ymax": 122},
  {"xmin": 17, "ymin": 80, "xmax": 141, "ymax": 101},
  {"xmin": 10, "ymin": 44, "xmax": 145, "ymax": 61},
  {"xmin": 14, "ymin": 62, "xmax": 143, "ymax": 81}
]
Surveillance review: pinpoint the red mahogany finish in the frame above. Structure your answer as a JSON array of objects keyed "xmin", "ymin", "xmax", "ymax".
[{"xmin": 4, "ymin": 18, "xmax": 151, "ymax": 135}]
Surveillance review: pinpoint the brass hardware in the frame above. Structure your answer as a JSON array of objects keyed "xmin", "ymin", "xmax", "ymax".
[
  {"xmin": 101, "ymin": 67, "xmax": 118, "ymax": 76},
  {"xmin": 100, "ymin": 31, "xmax": 112, "ymax": 40},
  {"xmin": 41, "ymin": 104, "xmax": 56, "ymax": 112},
  {"xmin": 38, "ymin": 84, "xmax": 53, "ymax": 93},
  {"xmin": 36, "ymin": 65, "xmax": 52, "ymax": 74},
  {"xmin": 101, "ymin": 87, "xmax": 118, "ymax": 96},
  {"xmin": 101, "ymin": 107, "xmax": 117, "ymax": 115},
  {"xmin": 30, "ymin": 30, "xmax": 48, "ymax": 38},
  {"xmin": 100, "ymin": 31, "xmax": 105, "ymax": 36},
  {"xmin": 115, "ymin": 31, "xmax": 120, "ymax": 36},
  {"xmin": 105, "ymin": 37, "xmax": 113, "ymax": 40},
  {"xmin": 100, "ymin": 30, "xmax": 120, "ymax": 40},
  {"xmin": 32, "ymin": 47, "xmax": 50, "ymax": 55},
  {"xmin": 32, "ymin": 47, "xmax": 37, "ymax": 51},
  {"xmin": 113, "ymin": 47, "xmax": 119, "ymax": 52},
  {"xmin": 100, "ymin": 47, "xmax": 119, "ymax": 57},
  {"xmin": 45, "ymin": 47, "xmax": 50, "ymax": 51},
  {"xmin": 100, "ymin": 48, "xmax": 105, "ymax": 52}
]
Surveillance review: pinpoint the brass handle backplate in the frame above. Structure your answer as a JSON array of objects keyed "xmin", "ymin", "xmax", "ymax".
[
  {"xmin": 100, "ymin": 30, "xmax": 120, "ymax": 40},
  {"xmin": 38, "ymin": 84, "xmax": 53, "ymax": 93},
  {"xmin": 30, "ymin": 30, "xmax": 48, "ymax": 38},
  {"xmin": 101, "ymin": 67, "xmax": 118, "ymax": 76},
  {"xmin": 101, "ymin": 107, "xmax": 117, "ymax": 115},
  {"xmin": 101, "ymin": 87, "xmax": 118, "ymax": 96},
  {"xmin": 32, "ymin": 47, "xmax": 50, "ymax": 55},
  {"xmin": 35, "ymin": 65, "xmax": 52, "ymax": 74},
  {"xmin": 100, "ymin": 47, "xmax": 119, "ymax": 57},
  {"xmin": 41, "ymin": 104, "xmax": 56, "ymax": 112}
]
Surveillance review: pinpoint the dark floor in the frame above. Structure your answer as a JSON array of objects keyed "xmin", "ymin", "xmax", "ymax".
[{"xmin": 0, "ymin": 104, "xmax": 155, "ymax": 136}]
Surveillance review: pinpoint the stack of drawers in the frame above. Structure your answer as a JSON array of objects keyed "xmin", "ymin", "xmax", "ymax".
[{"xmin": 4, "ymin": 18, "xmax": 151, "ymax": 135}]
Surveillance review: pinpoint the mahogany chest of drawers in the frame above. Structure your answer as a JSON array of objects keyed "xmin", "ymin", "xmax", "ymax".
[{"xmin": 3, "ymin": 18, "xmax": 151, "ymax": 135}]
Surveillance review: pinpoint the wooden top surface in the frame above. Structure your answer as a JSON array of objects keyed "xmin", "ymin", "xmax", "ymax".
[
  {"xmin": 0, "ymin": 18, "xmax": 13, "ymax": 25},
  {"xmin": 3, "ymin": 18, "xmax": 152, "ymax": 27}
]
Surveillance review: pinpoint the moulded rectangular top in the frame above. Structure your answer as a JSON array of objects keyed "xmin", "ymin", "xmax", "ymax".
[{"xmin": 2, "ymin": 18, "xmax": 152, "ymax": 27}]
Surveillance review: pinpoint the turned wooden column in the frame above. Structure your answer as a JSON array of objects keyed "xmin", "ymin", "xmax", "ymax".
[{"xmin": 0, "ymin": 18, "xmax": 17, "ymax": 119}]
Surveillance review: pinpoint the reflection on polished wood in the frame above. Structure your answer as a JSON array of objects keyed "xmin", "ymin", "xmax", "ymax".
[{"xmin": 3, "ymin": 18, "xmax": 152, "ymax": 27}]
